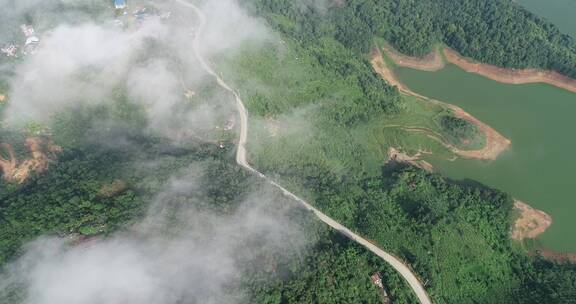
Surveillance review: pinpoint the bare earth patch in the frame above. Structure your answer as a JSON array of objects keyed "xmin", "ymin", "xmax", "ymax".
[
  {"xmin": 512, "ymin": 200, "xmax": 552, "ymax": 241},
  {"xmin": 538, "ymin": 249, "xmax": 576, "ymax": 263},
  {"xmin": 264, "ymin": 117, "xmax": 279, "ymax": 137},
  {"xmin": 0, "ymin": 137, "xmax": 62, "ymax": 183},
  {"xmin": 447, "ymin": 105, "xmax": 510, "ymax": 160},
  {"xmin": 509, "ymin": 201, "xmax": 576, "ymax": 262},
  {"xmin": 98, "ymin": 179, "xmax": 128, "ymax": 198},
  {"xmin": 387, "ymin": 147, "xmax": 434, "ymax": 171},
  {"xmin": 0, "ymin": 94, "xmax": 6, "ymax": 103},
  {"xmin": 371, "ymin": 47, "xmax": 511, "ymax": 161}
]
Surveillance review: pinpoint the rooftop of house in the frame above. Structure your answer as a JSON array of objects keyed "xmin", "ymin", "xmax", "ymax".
[{"xmin": 114, "ymin": 0, "xmax": 127, "ymax": 9}]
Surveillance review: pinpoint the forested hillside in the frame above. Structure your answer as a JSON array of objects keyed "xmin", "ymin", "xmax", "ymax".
[
  {"xmin": 2, "ymin": 0, "xmax": 576, "ymax": 303},
  {"xmin": 311, "ymin": 165, "xmax": 576, "ymax": 303},
  {"xmin": 247, "ymin": 0, "xmax": 576, "ymax": 77},
  {"xmin": 0, "ymin": 108, "xmax": 419, "ymax": 303},
  {"xmin": 221, "ymin": 0, "xmax": 576, "ymax": 303}
]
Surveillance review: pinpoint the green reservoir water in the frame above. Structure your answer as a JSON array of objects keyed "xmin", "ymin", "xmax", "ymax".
[
  {"xmin": 519, "ymin": 0, "xmax": 576, "ymax": 37},
  {"xmin": 396, "ymin": 64, "xmax": 576, "ymax": 252}
]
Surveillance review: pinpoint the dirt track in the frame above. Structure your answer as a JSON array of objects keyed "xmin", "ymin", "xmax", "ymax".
[
  {"xmin": 177, "ymin": 1, "xmax": 432, "ymax": 303},
  {"xmin": 372, "ymin": 47, "xmax": 511, "ymax": 161}
]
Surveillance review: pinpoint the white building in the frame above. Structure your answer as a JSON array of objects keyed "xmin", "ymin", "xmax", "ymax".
[{"xmin": 114, "ymin": 0, "xmax": 127, "ymax": 9}]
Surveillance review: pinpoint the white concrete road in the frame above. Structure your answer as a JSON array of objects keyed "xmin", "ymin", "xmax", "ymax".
[{"xmin": 174, "ymin": 1, "xmax": 432, "ymax": 303}]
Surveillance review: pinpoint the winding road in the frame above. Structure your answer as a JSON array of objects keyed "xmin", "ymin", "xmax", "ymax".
[{"xmin": 174, "ymin": 1, "xmax": 432, "ymax": 303}]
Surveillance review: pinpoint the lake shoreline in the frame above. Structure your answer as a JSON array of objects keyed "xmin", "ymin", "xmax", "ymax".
[
  {"xmin": 386, "ymin": 147, "xmax": 564, "ymax": 261},
  {"xmin": 371, "ymin": 47, "xmax": 511, "ymax": 161},
  {"xmin": 512, "ymin": 200, "xmax": 552, "ymax": 241},
  {"xmin": 377, "ymin": 45, "xmax": 576, "ymax": 259},
  {"xmin": 509, "ymin": 201, "xmax": 576, "ymax": 263},
  {"xmin": 382, "ymin": 44, "xmax": 576, "ymax": 93}
]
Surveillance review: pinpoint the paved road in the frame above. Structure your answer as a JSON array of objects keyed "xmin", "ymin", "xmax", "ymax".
[{"xmin": 174, "ymin": 1, "xmax": 432, "ymax": 303}]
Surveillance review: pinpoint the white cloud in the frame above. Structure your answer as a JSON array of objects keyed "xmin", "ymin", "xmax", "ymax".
[
  {"xmin": 4, "ymin": 20, "xmax": 167, "ymax": 125},
  {"xmin": 0, "ymin": 171, "xmax": 308, "ymax": 304}
]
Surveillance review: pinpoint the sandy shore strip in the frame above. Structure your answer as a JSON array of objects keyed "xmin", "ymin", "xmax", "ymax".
[
  {"xmin": 511, "ymin": 200, "xmax": 552, "ymax": 241},
  {"xmin": 443, "ymin": 48, "xmax": 576, "ymax": 93},
  {"xmin": 538, "ymin": 248, "xmax": 576, "ymax": 263},
  {"xmin": 371, "ymin": 48, "xmax": 417, "ymax": 96},
  {"xmin": 382, "ymin": 45, "xmax": 445, "ymax": 71},
  {"xmin": 371, "ymin": 47, "xmax": 511, "ymax": 161},
  {"xmin": 381, "ymin": 44, "xmax": 576, "ymax": 94},
  {"xmin": 447, "ymin": 105, "xmax": 510, "ymax": 160},
  {"xmin": 375, "ymin": 48, "xmax": 571, "ymax": 260},
  {"xmin": 510, "ymin": 200, "xmax": 576, "ymax": 263}
]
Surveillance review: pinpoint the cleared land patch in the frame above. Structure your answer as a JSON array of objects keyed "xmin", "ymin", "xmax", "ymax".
[
  {"xmin": 512, "ymin": 200, "xmax": 552, "ymax": 241},
  {"xmin": 0, "ymin": 137, "xmax": 62, "ymax": 183}
]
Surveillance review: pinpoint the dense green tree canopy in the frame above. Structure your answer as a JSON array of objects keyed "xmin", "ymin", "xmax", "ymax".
[{"xmin": 248, "ymin": 0, "xmax": 576, "ymax": 77}]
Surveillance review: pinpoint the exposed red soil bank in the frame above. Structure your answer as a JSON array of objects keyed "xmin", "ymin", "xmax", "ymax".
[
  {"xmin": 0, "ymin": 137, "xmax": 62, "ymax": 183},
  {"xmin": 447, "ymin": 105, "xmax": 511, "ymax": 161},
  {"xmin": 443, "ymin": 48, "xmax": 576, "ymax": 93},
  {"xmin": 371, "ymin": 48, "xmax": 511, "ymax": 161},
  {"xmin": 378, "ymin": 45, "xmax": 575, "ymax": 260},
  {"xmin": 372, "ymin": 48, "xmax": 415, "ymax": 94},
  {"xmin": 538, "ymin": 249, "xmax": 576, "ymax": 263},
  {"xmin": 382, "ymin": 45, "xmax": 445, "ymax": 72},
  {"xmin": 512, "ymin": 200, "xmax": 552, "ymax": 241},
  {"xmin": 510, "ymin": 201, "xmax": 576, "ymax": 262},
  {"xmin": 381, "ymin": 44, "xmax": 576, "ymax": 94}
]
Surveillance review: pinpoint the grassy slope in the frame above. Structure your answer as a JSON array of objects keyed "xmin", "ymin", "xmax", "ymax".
[{"xmin": 218, "ymin": 40, "xmax": 458, "ymax": 181}]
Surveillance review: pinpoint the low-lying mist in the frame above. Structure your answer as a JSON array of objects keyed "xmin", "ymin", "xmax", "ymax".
[
  {"xmin": 0, "ymin": 167, "xmax": 310, "ymax": 304},
  {"xmin": 0, "ymin": 0, "xmax": 314, "ymax": 303},
  {"xmin": 0, "ymin": 0, "xmax": 271, "ymax": 140}
]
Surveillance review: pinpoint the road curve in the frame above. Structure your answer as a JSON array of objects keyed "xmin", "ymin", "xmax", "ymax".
[{"xmin": 173, "ymin": 1, "xmax": 432, "ymax": 303}]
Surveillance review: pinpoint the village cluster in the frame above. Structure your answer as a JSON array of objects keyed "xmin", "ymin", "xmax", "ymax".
[
  {"xmin": 113, "ymin": 0, "xmax": 172, "ymax": 27},
  {"xmin": 1, "ymin": 1, "xmax": 173, "ymax": 60},
  {"xmin": 1, "ymin": 24, "xmax": 40, "ymax": 58}
]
